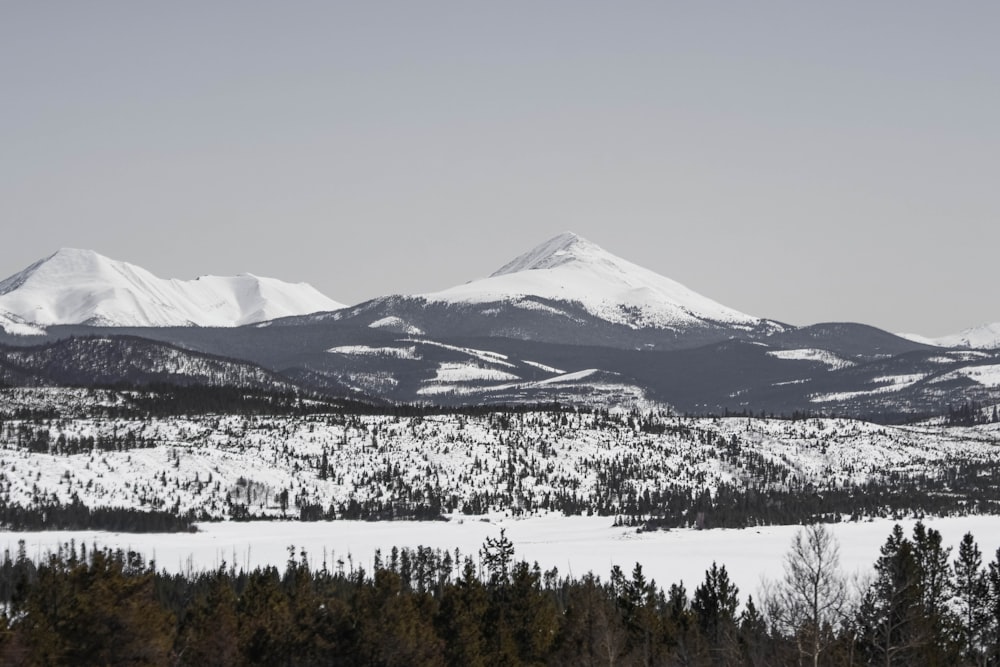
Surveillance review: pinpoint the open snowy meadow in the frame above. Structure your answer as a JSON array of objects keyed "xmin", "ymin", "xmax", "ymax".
[{"xmin": 5, "ymin": 514, "xmax": 999, "ymax": 595}]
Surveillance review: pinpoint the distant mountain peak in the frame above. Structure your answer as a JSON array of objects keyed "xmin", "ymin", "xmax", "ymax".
[
  {"xmin": 0, "ymin": 249, "xmax": 345, "ymax": 328},
  {"xmin": 490, "ymin": 232, "xmax": 598, "ymax": 276},
  {"xmin": 425, "ymin": 232, "xmax": 767, "ymax": 331},
  {"xmin": 933, "ymin": 322, "xmax": 1000, "ymax": 350}
]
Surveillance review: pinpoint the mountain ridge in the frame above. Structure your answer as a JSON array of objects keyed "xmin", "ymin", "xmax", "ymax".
[{"xmin": 0, "ymin": 248, "xmax": 344, "ymax": 330}]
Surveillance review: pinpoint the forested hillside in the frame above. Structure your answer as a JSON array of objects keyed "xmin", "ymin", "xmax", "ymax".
[{"xmin": 2, "ymin": 388, "xmax": 999, "ymax": 530}]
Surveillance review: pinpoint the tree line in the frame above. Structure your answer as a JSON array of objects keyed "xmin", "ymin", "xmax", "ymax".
[
  {"xmin": 0, "ymin": 499, "xmax": 197, "ymax": 532},
  {"xmin": 1, "ymin": 522, "xmax": 999, "ymax": 665}
]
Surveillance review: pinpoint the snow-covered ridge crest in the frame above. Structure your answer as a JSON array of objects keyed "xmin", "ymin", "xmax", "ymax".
[
  {"xmin": 934, "ymin": 322, "xmax": 1000, "ymax": 350},
  {"xmin": 0, "ymin": 248, "xmax": 345, "ymax": 328},
  {"xmin": 425, "ymin": 231, "xmax": 765, "ymax": 330},
  {"xmin": 490, "ymin": 231, "xmax": 601, "ymax": 276}
]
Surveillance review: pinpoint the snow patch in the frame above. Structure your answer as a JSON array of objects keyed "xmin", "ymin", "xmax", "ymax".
[
  {"xmin": 368, "ymin": 316, "xmax": 424, "ymax": 335},
  {"xmin": 523, "ymin": 360, "xmax": 565, "ymax": 374},
  {"xmin": 811, "ymin": 374, "xmax": 926, "ymax": 403},
  {"xmin": 766, "ymin": 348, "xmax": 855, "ymax": 369},
  {"xmin": 428, "ymin": 362, "xmax": 520, "ymax": 383},
  {"xmin": 932, "ymin": 364, "xmax": 1000, "ymax": 389},
  {"xmin": 534, "ymin": 369, "xmax": 599, "ymax": 385},
  {"xmin": 404, "ymin": 339, "xmax": 516, "ymax": 367},
  {"xmin": 328, "ymin": 345, "xmax": 420, "ymax": 360}
]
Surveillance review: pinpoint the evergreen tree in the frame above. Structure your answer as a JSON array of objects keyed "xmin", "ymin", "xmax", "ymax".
[
  {"xmin": 16, "ymin": 549, "xmax": 175, "ymax": 665},
  {"xmin": 856, "ymin": 523, "xmax": 960, "ymax": 667},
  {"xmin": 237, "ymin": 567, "xmax": 293, "ymax": 665},
  {"xmin": 692, "ymin": 562, "xmax": 739, "ymax": 665},
  {"xmin": 177, "ymin": 567, "xmax": 240, "ymax": 666},
  {"xmin": 987, "ymin": 547, "xmax": 1000, "ymax": 665},
  {"xmin": 554, "ymin": 573, "xmax": 628, "ymax": 667},
  {"xmin": 953, "ymin": 532, "xmax": 988, "ymax": 665},
  {"xmin": 911, "ymin": 522, "xmax": 960, "ymax": 665},
  {"xmin": 507, "ymin": 561, "xmax": 559, "ymax": 663},
  {"xmin": 436, "ymin": 560, "xmax": 488, "ymax": 667}
]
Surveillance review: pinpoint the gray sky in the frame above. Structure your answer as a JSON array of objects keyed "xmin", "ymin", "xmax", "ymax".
[{"xmin": 2, "ymin": 2, "xmax": 998, "ymax": 336}]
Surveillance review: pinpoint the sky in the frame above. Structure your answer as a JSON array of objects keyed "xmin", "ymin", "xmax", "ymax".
[{"xmin": 2, "ymin": 2, "xmax": 998, "ymax": 337}]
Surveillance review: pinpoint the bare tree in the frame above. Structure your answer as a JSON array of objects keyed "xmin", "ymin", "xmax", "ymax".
[{"xmin": 765, "ymin": 524, "xmax": 847, "ymax": 667}]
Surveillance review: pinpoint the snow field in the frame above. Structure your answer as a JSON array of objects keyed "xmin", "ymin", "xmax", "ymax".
[{"xmin": 4, "ymin": 515, "xmax": 1000, "ymax": 600}]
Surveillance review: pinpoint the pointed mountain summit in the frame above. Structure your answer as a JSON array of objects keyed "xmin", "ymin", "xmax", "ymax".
[
  {"xmin": 0, "ymin": 248, "xmax": 344, "ymax": 328},
  {"xmin": 424, "ymin": 232, "xmax": 764, "ymax": 330}
]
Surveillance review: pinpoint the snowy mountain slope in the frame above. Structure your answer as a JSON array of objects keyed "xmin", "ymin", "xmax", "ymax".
[
  {"xmin": 0, "ymin": 248, "xmax": 344, "ymax": 328},
  {"xmin": 0, "ymin": 309, "xmax": 45, "ymax": 336},
  {"xmin": 422, "ymin": 232, "xmax": 771, "ymax": 331},
  {"xmin": 896, "ymin": 332, "xmax": 941, "ymax": 346},
  {"xmin": 933, "ymin": 322, "xmax": 1000, "ymax": 350}
]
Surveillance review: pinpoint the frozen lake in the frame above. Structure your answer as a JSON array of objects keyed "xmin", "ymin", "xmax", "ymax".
[{"xmin": 4, "ymin": 514, "xmax": 1000, "ymax": 594}]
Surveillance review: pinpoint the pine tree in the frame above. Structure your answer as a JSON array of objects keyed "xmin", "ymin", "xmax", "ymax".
[
  {"xmin": 911, "ymin": 522, "xmax": 960, "ymax": 664},
  {"xmin": 436, "ymin": 559, "xmax": 488, "ymax": 667},
  {"xmin": 16, "ymin": 549, "xmax": 175, "ymax": 665},
  {"xmin": 555, "ymin": 573, "xmax": 628, "ymax": 667},
  {"xmin": 507, "ymin": 561, "xmax": 559, "ymax": 663},
  {"xmin": 857, "ymin": 523, "xmax": 952, "ymax": 667},
  {"xmin": 177, "ymin": 567, "xmax": 240, "ymax": 666},
  {"xmin": 986, "ymin": 547, "xmax": 1000, "ymax": 665},
  {"xmin": 480, "ymin": 529, "xmax": 515, "ymax": 586},
  {"xmin": 953, "ymin": 532, "xmax": 988, "ymax": 664},
  {"xmin": 237, "ymin": 567, "xmax": 293, "ymax": 666},
  {"xmin": 692, "ymin": 562, "xmax": 739, "ymax": 665}
]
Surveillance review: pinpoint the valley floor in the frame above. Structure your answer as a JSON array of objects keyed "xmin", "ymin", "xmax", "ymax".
[{"xmin": 4, "ymin": 514, "xmax": 1000, "ymax": 594}]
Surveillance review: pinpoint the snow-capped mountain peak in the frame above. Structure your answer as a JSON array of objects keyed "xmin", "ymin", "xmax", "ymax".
[
  {"xmin": 490, "ymin": 231, "xmax": 602, "ymax": 276},
  {"xmin": 933, "ymin": 322, "xmax": 1000, "ymax": 350},
  {"xmin": 424, "ymin": 232, "xmax": 766, "ymax": 330},
  {"xmin": 0, "ymin": 248, "xmax": 345, "ymax": 329}
]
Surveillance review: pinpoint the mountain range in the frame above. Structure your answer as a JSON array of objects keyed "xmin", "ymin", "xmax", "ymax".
[
  {"xmin": 0, "ymin": 248, "xmax": 343, "ymax": 328},
  {"xmin": 1, "ymin": 234, "xmax": 998, "ymax": 418}
]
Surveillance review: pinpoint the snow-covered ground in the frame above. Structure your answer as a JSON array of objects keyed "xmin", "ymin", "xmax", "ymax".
[
  {"xmin": 2, "ymin": 411, "xmax": 999, "ymax": 520},
  {"xmin": 3, "ymin": 515, "xmax": 999, "ymax": 595}
]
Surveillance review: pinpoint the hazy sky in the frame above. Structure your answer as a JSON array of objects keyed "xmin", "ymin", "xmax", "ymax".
[{"xmin": 2, "ymin": 2, "xmax": 998, "ymax": 336}]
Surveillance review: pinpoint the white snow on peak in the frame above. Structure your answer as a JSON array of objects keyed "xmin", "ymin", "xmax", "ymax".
[
  {"xmin": 0, "ymin": 248, "xmax": 345, "ymax": 328},
  {"xmin": 489, "ymin": 231, "xmax": 598, "ymax": 276},
  {"xmin": 423, "ymin": 232, "xmax": 762, "ymax": 329},
  {"xmin": 933, "ymin": 322, "xmax": 1000, "ymax": 350}
]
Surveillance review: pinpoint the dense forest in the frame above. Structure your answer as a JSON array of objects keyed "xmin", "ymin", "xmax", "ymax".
[
  {"xmin": 0, "ymin": 522, "xmax": 999, "ymax": 666},
  {"xmin": 0, "ymin": 500, "xmax": 197, "ymax": 532}
]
